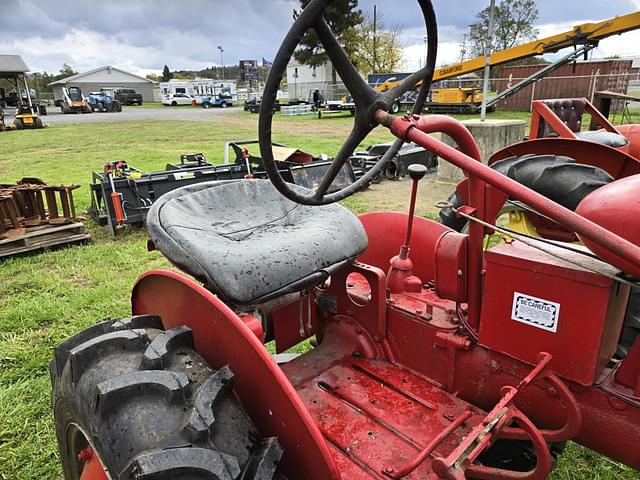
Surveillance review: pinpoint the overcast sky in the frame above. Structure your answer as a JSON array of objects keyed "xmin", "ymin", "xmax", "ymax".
[{"xmin": 1, "ymin": 0, "xmax": 639, "ymax": 76}]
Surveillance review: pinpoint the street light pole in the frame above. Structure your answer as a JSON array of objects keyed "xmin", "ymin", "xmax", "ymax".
[
  {"xmin": 423, "ymin": 36, "xmax": 427, "ymax": 69},
  {"xmin": 480, "ymin": 0, "xmax": 495, "ymax": 121},
  {"xmin": 373, "ymin": 4, "xmax": 377, "ymax": 74},
  {"xmin": 217, "ymin": 45, "xmax": 225, "ymax": 80}
]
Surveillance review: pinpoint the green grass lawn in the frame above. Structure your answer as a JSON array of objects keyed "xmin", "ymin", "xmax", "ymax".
[{"xmin": 0, "ymin": 111, "xmax": 638, "ymax": 479}]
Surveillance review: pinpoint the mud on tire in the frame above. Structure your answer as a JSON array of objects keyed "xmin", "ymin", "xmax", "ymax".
[{"xmin": 51, "ymin": 315, "xmax": 282, "ymax": 479}]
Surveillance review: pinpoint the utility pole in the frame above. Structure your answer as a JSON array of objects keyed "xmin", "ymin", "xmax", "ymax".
[
  {"xmin": 423, "ymin": 36, "xmax": 428, "ymax": 70},
  {"xmin": 480, "ymin": 0, "xmax": 495, "ymax": 121},
  {"xmin": 217, "ymin": 45, "xmax": 225, "ymax": 80},
  {"xmin": 460, "ymin": 34, "xmax": 467, "ymax": 63},
  {"xmin": 372, "ymin": 4, "xmax": 377, "ymax": 74}
]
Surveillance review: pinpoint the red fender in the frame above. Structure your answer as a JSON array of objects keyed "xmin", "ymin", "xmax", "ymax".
[
  {"xmin": 131, "ymin": 270, "xmax": 339, "ymax": 479},
  {"xmin": 616, "ymin": 124, "xmax": 640, "ymax": 161}
]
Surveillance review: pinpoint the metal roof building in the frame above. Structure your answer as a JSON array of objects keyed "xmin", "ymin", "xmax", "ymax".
[
  {"xmin": 0, "ymin": 55, "xmax": 29, "ymax": 75},
  {"xmin": 0, "ymin": 55, "xmax": 31, "ymax": 109},
  {"xmin": 48, "ymin": 65, "xmax": 155, "ymax": 102}
]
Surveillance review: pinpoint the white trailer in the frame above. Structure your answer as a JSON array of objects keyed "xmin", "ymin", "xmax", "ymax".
[{"xmin": 159, "ymin": 80, "xmax": 238, "ymax": 105}]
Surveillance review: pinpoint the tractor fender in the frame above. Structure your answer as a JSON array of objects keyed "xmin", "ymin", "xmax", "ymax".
[
  {"xmin": 131, "ymin": 269, "xmax": 340, "ymax": 480},
  {"xmin": 576, "ymin": 174, "xmax": 640, "ymax": 275},
  {"xmin": 615, "ymin": 124, "xmax": 640, "ymax": 161}
]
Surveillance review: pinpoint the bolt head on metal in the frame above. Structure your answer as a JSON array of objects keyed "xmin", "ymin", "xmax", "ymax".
[{"xmin": 408, "ymin": 163, "xmax": 428, "ymax": 180}]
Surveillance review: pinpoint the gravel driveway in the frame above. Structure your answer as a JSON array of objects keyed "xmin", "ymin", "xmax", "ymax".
[{"xmin": 4, "ymin": 104, "xmax": 243, "ymax": 126}]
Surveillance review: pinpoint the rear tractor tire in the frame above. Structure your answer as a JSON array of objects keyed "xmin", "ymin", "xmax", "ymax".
[
  {"xmin": 51, "ymin": 315, "xmax": 283, "ymax": 480},
  {"xmin": 438, "ymin": 154, "xmax": 614, "ymax": 232}
]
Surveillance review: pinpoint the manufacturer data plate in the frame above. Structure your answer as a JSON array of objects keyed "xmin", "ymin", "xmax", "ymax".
[{"xmin": 511, "ymin": 291, "xmax": 560, "ymax": 333}]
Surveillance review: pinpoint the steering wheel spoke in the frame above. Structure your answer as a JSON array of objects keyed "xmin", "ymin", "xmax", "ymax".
[
  {"xmin": 313, "ymin": 123, "xmax": 372, "ymax": 199},
  {"xmin": 313, "ymin": 17, "xmax": 377, "ymax": 106},
  {"xmin": 382, "ymin": 67, "xmax": 433, "ymax": 110}
]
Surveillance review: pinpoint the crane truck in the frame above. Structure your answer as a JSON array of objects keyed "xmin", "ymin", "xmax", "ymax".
[{"xmin": 375, "ymin": 10, "xmax": 640, "ymax": 113}]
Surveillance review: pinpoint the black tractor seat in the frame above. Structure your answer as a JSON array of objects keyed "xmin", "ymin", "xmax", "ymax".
[
  {"xmin": 147, "ymin": 180, "xmax": 368, "ymax": 306},
  {"xmin": 576, "ymin": 130, "xmax": 629, "ymax": 148}
]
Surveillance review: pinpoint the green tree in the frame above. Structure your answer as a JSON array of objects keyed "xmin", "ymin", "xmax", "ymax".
[
  {"xmin": 58, "ymin": 63, "xmax": 77, "ymax": 78},
  {"xmin": 467, "ymin": 0, "xmax": 539, "ymax": 57},
  {"xmin": 347, "ymin": 11, "xmax": 404, "ymax": 76},
  {"xmin": 161, "ymin": 65, "xmax": 173, "ymax": 82},
  {"xmin": 293, "ymin": 0, "xmax": 364, "ymax": 83}
]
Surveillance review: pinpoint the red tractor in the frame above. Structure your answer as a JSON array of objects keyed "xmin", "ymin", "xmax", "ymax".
[{"xmin": 51, "ymin": 1, "xmax": 640, "ymax": 479}]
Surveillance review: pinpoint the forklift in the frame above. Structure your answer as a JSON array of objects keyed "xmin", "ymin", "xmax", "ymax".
[{"xmin": 0, "ymin": 55, "xmax": 45, "ymax": 130}]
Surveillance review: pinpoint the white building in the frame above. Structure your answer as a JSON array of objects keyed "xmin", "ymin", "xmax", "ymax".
[
  {"xmin": 285, "ymin": 60, "xmax": 348, "ymax": 101},
  {"xmin": 49, "ymin": 66, "xmax": 155, "ymax": 103}
]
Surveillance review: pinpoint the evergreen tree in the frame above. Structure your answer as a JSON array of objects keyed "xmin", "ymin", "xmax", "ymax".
[
  {"xmin": 293, "ymin": 0, "xmax": 363, "ymax": 83},
  {"xmin": 161, "ymin": 65, "xmax": 173, "ymax": 82}
]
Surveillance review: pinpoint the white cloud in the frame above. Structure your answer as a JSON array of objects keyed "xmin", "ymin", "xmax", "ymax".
[{"xmin": 0, "ymin": 28, "xmax": 212, "ymax": 75}]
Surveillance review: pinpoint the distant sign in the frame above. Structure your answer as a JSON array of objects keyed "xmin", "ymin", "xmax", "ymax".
[{"xmin": 240, "ymin": 60, "xmax": 259, "ymax": 81}]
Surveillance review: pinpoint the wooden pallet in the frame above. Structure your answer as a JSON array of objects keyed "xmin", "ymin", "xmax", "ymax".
[{"xmin": 0, "ymin": 222, "xmax": 91, "ymax": 259}]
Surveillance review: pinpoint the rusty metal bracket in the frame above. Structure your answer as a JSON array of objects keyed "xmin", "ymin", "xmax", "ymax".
[{"xmin": 428, "ymin": 352, "xmax": 575, "ymax": 480}]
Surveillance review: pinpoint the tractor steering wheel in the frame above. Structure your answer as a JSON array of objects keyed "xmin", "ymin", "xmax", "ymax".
[{"xmin": 259, "ymin": 0, "xmax": 438, "ymax": 205}]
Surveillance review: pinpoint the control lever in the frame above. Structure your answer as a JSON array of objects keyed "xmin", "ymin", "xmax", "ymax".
[{"xmin": 387, "ymin": 164, "xmax": 427, "ymax": 293}]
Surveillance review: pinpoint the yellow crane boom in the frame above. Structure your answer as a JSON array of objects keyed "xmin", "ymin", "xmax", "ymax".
[
  {"xmin": 374, "ymin": 10, "xmax": 640, "ymax": 103},
  {"xmin": 434, "ymin": 10, "xmax": 640, "ymax": 82}
]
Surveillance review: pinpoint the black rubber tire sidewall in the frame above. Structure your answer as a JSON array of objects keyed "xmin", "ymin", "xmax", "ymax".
[{"xmin": 51, "ymin": 317, "xmax": 283, "ymax": 480}]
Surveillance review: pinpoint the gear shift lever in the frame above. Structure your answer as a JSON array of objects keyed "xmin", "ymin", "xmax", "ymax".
[{"xmin": 387, "ymin": 164, "xmax": 427, "ymax": 293}]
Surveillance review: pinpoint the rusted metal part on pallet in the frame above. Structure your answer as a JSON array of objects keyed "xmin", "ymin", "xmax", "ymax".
[{"xmin": 0, "ymin": 180, "xmax": 80, "ymax": 239}]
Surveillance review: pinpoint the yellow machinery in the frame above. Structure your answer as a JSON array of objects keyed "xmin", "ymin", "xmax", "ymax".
[
  {"xmin": 431, "ymin": 88, "xmax": 481, "ymax": 104},
  {"xmin": 0, "ymin": 55, "xmax": 45, "ymax": 130},
  {"xmin": 374, "ymin": 10, "xmax": 640, "ymax": 113},
  {"xmin": 430, "ymin": 87, "xmax": 484, "ymax": 113},
  {"xmin": 60, "ymin": 86, "xmax": 92, "ymax": 114}
]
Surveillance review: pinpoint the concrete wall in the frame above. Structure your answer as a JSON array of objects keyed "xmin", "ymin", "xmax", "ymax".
[{"xmin": 438, "ymin": 119, "xmax": 527, "ymax": 183}]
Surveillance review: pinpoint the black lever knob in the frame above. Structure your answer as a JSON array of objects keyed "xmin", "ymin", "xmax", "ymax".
[{"xmin": 408, "ymin": 163, "xmax": 428, "ymax": 181}]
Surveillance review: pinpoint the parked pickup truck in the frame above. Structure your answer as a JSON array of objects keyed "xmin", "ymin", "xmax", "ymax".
[
  {"xmin": 87, "ymin": 92, "xmax": 122, "ymax": 112},
  {"xmin": 114, "ymin": 88, "xmax": 143, "ymax": 105}
]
